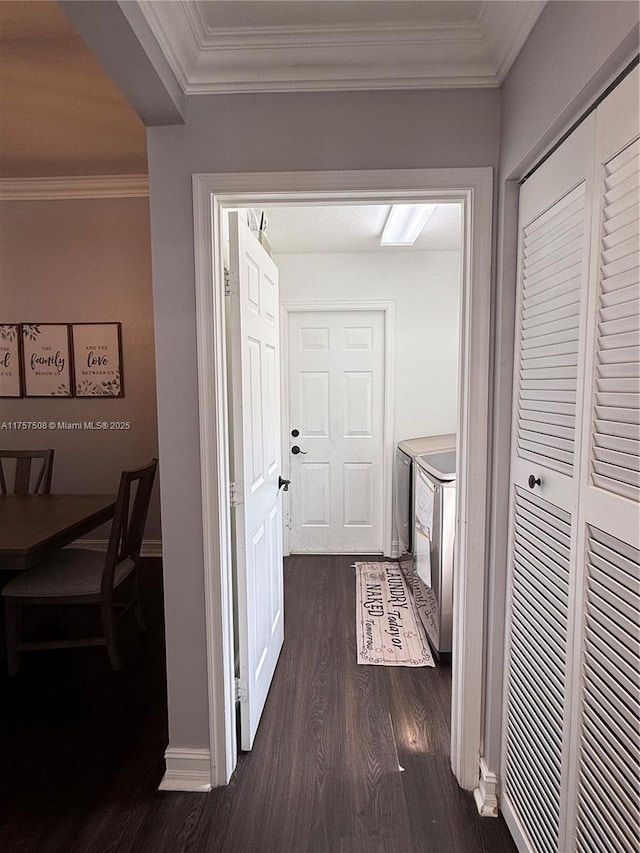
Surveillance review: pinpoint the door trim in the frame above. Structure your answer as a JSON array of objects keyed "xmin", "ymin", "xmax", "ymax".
[
  {"xmin": 191, "ymin": 168, "xmax": 493, "ymax": 791},
  {"xmin": 281, "ymin": 300, "xmax": 395, "ymax": 558}
]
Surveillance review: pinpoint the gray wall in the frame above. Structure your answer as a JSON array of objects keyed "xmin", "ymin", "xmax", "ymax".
[
  {"xmin": 147, "ymin": 87, "xmax": 501, "ymax": 751},
  {"xmin": 0, "ymin": 196, "xmax": 161, "ymax": 539},
  {"xmin": 483, "ymin": 0, "xmax": 640, "ymax": 779},
  {"xmin": 501, "ymin": 0, "xmax": 639, "ymax": 179},
  {"xmin": 147, "ymin": 1, "xmax": 639, "ymax": 771}
]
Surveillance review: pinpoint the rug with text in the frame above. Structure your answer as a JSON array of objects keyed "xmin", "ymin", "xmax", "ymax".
[{"xmin": 355, "ymin": 562, "xmax": 435, "ymax": 667}]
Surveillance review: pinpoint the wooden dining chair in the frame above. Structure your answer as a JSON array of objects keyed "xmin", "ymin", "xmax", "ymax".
[
  {"xmin": 0, "ymin": 449, "xmax": 55, "ymax": 495},
  {"xmin": 2, "ymin": 459, "xmax": 158, "ymax": 676}
]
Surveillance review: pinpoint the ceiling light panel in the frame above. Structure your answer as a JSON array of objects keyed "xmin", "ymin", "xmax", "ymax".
[{"xmin": 380, "ymin": 204, "xmax": 438, "ymax": 246}]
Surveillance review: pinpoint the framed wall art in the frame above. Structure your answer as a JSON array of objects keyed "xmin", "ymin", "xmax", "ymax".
[
  {"xmin": 72, "ymin": 322, "xmax": 123, "ymax": 397},
  {"xmin": 0, "ymin": 324, "xmax": 23, "ymax": 397},
  {"xmin": 22, "ymin": 323, "xmax": 72, "ymax": 397}
]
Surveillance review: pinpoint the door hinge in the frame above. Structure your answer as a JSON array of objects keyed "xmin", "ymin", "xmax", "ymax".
[
  {"xmin": 229, "ymin": 481, "xmax": 242, "ymax": 507},
  {"xmin": 235, "ymin": 677, "xmax": 248, "ymax": 703},
  {"xmin": 224, "ymin": 267, "xmax": 231, "ymax": 296}
]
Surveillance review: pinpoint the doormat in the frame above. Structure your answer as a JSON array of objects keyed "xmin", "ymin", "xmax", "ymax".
[{"xmin": 355, "ymin": 562, "xmax": 434, "ymax": 667}]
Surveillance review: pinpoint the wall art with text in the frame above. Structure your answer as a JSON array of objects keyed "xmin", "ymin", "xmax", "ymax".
[
  {"xmin": 0, "ymin": 323, "xmax": 125, "ymax": 398},
  {"xmin": 71, "ymin": 323, "xmax": 123, "ymax": 398}
]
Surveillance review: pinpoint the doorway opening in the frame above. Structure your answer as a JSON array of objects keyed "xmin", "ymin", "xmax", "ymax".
[
  {"xmin": 191, "ymin": 168, "xmax": 493, "ymax": 794},
  {"xmin": 223, "ymin": 201, "xmax": 463, "ymax": 561},
  {"xmin": 224, "ymin": 200, "xmax": 463, "ymax": 757}
]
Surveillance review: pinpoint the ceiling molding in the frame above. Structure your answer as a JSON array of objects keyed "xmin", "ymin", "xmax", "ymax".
[
  {"xmin": 478, "ymin": 1, "xmax": 547, "ymax": 85},
  {"xmin": 0, "ymin": 175, "xmax": 149, "ymax": 201},
  {"xmin": 136, "ymin": 0, "xmax": 547, "ymax": 95}
]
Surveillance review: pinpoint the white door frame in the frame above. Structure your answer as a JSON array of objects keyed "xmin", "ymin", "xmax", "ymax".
[
  {"xmin": 192, "ymin": 168, "xmax": 493, "ymax": 791},
  {"xmin": 281, "ymin": 300, "xmax": 395, "ymax": 558}
]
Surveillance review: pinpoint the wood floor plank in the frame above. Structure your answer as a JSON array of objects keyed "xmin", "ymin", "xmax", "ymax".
[
  {"xmin": 0, "ymin": 555, "xmax": 517, "ymax": 853},
  {"xmin": 385, "ymin": 663, "xmax": 452, "ymax": 758}
]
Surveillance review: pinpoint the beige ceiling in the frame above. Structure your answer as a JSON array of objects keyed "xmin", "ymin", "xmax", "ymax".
[{"xmin": 0, "ymin": 0, "xmax": 147, "ymax": 178}]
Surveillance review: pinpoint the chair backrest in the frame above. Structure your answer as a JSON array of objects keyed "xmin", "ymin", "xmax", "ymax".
[
  {"xmin": 0, "ymin": 449, "xmax": 55, "ymax": 495},
  {"xmin": 102, "ymin": 459, "xmax": 158, "ymax": 594}
]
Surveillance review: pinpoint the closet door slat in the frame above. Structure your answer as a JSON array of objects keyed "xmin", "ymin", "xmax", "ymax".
[
  {"xmin": 590, "ymin": 138, "xmax": 640, "ymax": 502},
  {"xmin": 505, "ymin": 488, "xmax": 570, "ymax": 853},
  {"xmin": 576, "ymin": 527, "xmax": 640, "ymax": 853},
  {"xmin": 516, "ymin": 183, "xmax": 586, "ymax": 474}
]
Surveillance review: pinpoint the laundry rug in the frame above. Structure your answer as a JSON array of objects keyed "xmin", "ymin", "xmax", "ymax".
[
  {"xmin": 355, "ymin": 562, "xmax": 435, "ymax": 667},
  {"xmin": 399, "ymin": 558, "xmax": 440, "ymax": 652}
]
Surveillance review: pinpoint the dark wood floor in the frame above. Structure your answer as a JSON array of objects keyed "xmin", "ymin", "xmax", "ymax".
[{"xmin": 0, "ymin": 555, "xmax": 517, "ymax": 853}]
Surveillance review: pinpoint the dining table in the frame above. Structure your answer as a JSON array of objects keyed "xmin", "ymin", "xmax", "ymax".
[{"xmin": 0, "ymin": 494, "xmax": 116, "ymax": 570}]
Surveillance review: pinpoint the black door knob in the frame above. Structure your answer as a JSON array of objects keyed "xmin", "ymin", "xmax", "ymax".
[
  {"xmin": 291, "ymin": 429, "xmax": 299, "ymax": 437},
  {"xmin": 278, "ymin": 476, "xmax": 290, "ymax": 491},
  {"xmin": 528, "ymin": 474, "xmax": 541, "ymax": 489},
  {"xmin": 291, "ymin": 445, "xmax": 307, "ymax": 455}
]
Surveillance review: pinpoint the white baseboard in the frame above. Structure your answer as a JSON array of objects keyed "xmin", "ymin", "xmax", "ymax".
[
  {"xmin": 75, "ymin": 539, "xmax": 162, "ymax": 558},
  {"xmin": 473, "ymin": 757, "xmax": 499, "ymax": 817},
  {"xmin": 390, "ymin": 539, "xmax": 400, "ymax": 559},
  {"xmin": 158, "ymin": 748, "xmax": 212, "ymax": 792}
]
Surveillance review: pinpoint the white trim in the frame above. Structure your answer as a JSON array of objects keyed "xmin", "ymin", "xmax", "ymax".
[
  {"xmin": 473, "ymin": 757, "xmax": 499, "ymax": 817},
  {"xmin": 193, "ymin": 177, "xmax": 238, "ymax": 786},
  {"xmin": 449, "ymin": 172, "xmax": 493, "ymax": 790},
  {"xmin": 477, "ymin": 2, "xmax": 547, "ymax": 86},
  {"xmin": 158, "ymin": 748, "xmax": 212, "ymax": 793},
  {"xmin": 75, "ymin": 539, "xmax": 162, "ymax": 558},
  {"xmin": 137, "ymin": 0, "xmax": 544, "ymax": 95},
  {"xmin": 281, "ymin": 299, "xmax": 395, "ymax": 558},
  {"xmin": 0, "ymin": 175, "xmax": 149, "ymax": 201},
  {"xmin": 192, "ymin": 167, "xmax": 493, "ymax": 791}
]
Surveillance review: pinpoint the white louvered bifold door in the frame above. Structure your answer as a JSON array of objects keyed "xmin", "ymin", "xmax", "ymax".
[
  {"xmin": 502, "ymin": 67, "xmax": 640, "ymax": 853},
  {"xmin": 502, "ymin": 115, "xmax": 596, "ymax": 853},
  {"xmin": 568, "ymin": 67, "xmax": 640, "ymax": 853}
]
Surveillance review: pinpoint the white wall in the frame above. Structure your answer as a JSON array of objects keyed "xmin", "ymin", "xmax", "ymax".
[{"xmin": 276, "ymin": 251, "xmax": 462, "ymax": 445}]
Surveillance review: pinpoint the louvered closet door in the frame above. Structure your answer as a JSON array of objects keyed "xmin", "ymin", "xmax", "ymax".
[
  {"xmin": 571, "ymin": 67, "xmax": 639, "ymax": 853},
  {"xmin": 501, "ymin": 116, "xmax": 596, "ymax": 853}
]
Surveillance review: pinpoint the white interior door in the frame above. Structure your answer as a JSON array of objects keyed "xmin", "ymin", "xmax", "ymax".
[
  {"xmin": 228, "ymin": 212, "xmax": 284, "ymax": 750},
  {"xmin": 287, "ymin": 309, "xmax": 385, "ymax": 553}
]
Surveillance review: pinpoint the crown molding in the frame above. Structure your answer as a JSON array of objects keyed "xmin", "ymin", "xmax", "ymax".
[
  {"xmin": 136, "ymin": 0, "xmax": 547, "ymax": 96},
  {"xmin": 478, "ymin": 1, "xmax": 547, "ymax": 85},
  {"xmin": 0, "ymin": 174, "xmax": 149, "ymax": 201}
]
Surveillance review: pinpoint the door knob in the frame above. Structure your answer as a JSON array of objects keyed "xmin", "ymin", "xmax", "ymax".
[
  {"xmin": 528, "ymin": 474, "xmax": 541, "ymax": 489},
  {"xmin": 291, "ymin": 429, "xmax": 299, "ymax": 437},
  {"xmin": 291, "ymin": 445, "xmax": 307, "ymax": 455},
  {"xmin": 278, "ymin": 476, "xmax": 290, "ymax": 491}
]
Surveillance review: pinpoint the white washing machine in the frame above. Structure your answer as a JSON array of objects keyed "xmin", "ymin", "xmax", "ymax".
[{"xmin": 393, "ymin": 434, "xmax": 455, "ymax": 557}]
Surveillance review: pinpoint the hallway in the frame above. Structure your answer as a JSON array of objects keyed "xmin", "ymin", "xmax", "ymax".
[
  {"xmin": 199, "ymin": 555, "xmax": 517, "ymax": 852},
  {"xmin": 0, "ymin": 556, "xmax": 517, "ymax": 852}
]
